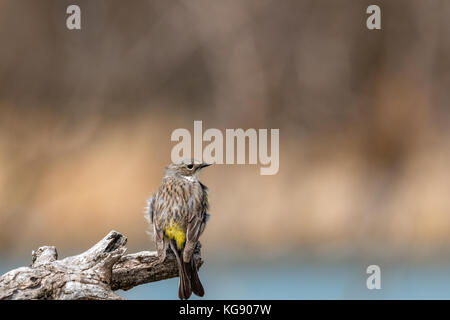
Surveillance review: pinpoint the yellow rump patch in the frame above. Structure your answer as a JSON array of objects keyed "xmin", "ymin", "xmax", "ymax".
[{"xmin": 165, "ymin": 221, "xmax": 186, "ymax": 250}]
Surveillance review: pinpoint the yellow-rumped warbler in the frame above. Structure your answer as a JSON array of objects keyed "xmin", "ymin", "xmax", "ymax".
[{"xmin": 146, "ymin": 159, "xmax": 211, "ymax": 299}]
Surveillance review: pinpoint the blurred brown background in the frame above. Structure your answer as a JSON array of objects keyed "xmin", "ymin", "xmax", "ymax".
[{"xmin": 1, "ymin": 0, "xmax": 450, "ymax": 261}]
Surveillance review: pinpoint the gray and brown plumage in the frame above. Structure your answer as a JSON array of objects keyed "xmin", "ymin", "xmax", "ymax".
[{"xmin": 146, "ymin": 159, "xmax": 211, "ymax": 299}]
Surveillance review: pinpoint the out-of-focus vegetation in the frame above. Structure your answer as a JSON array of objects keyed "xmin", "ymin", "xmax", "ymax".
[{"xmin": 1, "ymin": 0, "xmax": 450, "ymax": 258}]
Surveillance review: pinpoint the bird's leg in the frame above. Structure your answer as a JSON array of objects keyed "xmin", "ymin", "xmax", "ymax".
[{"xmin": 149, "ymin": 239, "xmax": 167, "ymax": 267}]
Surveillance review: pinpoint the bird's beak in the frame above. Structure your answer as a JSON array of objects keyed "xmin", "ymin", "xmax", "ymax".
[{"xmin": 199, "ymin": 163, "xmax": 212, "ymax": 169}]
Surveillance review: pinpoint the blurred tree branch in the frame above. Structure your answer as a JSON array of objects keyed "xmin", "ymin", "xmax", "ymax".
[{"xmin": 0, "ymin": 230, "xmax": 203, "ymax": 300}]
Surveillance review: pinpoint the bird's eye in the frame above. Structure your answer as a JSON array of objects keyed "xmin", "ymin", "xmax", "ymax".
[{"xmin": 186, "ymin": 164, "xmax": 194, "ymax": 170}]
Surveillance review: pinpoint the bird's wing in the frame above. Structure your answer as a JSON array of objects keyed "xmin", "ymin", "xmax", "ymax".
[
  {"xmin": 150, "ymin": 192, "xmax": 169, "ymax": 261},
  {"xmin": 145, "ymin": 195, "xmax": 155, "ymax": 224},
  {"xmin": 183, "ymin": 182, "xmax": 209, "ymax": 262}
]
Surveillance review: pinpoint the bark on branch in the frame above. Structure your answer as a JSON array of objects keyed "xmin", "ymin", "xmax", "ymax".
[{"xmin": 0, "ymin": 230, "xmax": 203, "ymax": 300}]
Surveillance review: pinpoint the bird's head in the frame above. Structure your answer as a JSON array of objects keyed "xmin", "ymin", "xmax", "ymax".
[{"xmin": 164, "ymin": 159, "xmax": 212, "ymax": 178}]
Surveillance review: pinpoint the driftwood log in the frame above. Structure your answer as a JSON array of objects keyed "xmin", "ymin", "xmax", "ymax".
[{"xmin": 0, "ymin": 230, "xmax": 203, "ymax": 300}]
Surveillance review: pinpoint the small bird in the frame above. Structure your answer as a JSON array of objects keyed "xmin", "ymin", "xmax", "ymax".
[{"xmin": 146, "ymin": 159, "xmax": 211, "ymax": 299}]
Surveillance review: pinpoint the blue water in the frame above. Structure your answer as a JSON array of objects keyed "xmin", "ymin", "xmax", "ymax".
[
  {"xmin": 117, "ymin": 259, "xmax": 450, "ymax": 300},
  {"xmin": 3, "ymin": 257, "xmax": 450, "ymax": 299}
]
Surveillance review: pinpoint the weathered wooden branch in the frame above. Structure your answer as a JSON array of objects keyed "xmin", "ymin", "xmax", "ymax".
[{"xmin": 0, "ymin": 230, "xmax": 203, "ymax": 300}]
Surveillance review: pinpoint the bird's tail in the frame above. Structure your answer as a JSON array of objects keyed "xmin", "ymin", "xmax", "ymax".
[
  {"xmin": 186, "ymin": 256, "xmax": 204, "ymax": 297},
  {"xmin": 169, "ymin": 240, "xmax": 204, "ymax": 299}
]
